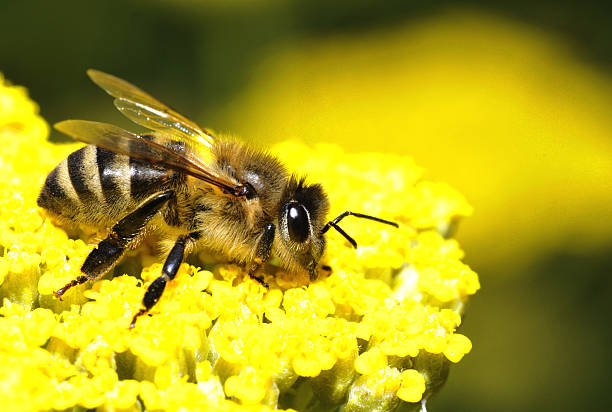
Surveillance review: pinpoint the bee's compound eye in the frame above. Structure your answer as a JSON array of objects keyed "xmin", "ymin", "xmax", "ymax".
[{"xmin": 287, "ymin": 203, "xmax": 310, "ymax": 243}]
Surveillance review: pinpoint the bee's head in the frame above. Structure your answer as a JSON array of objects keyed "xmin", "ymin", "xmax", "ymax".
[{"xmin": 277, "ymin": 176, "xmax": 329, "ymax": 280}]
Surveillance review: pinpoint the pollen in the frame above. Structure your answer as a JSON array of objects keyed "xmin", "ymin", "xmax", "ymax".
[{"xmin": 0, "ymin": 74, "xmax": 479, "ymax": 411}]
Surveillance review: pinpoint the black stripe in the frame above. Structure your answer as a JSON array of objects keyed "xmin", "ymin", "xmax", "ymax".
[
  {"xmin": 38, "ymin": 165, "xmax": 75, "ymax": 216},
  {"xmin": 37, "ymin": 188, "xmax": 61, "ymax": 214},
  {"xmin": 129, "ymin": 157, "xmax": 169, "ymax": 201},
  {"xmin": 45, "ymin": 167, "xmax": 66, "ymax": 199},
  {"xmin": 41, "ymin": 167, "xmax": 67, "ymax": 214},
  {"xmin": 131, "ymin": 134, "xmax": 157, "ymax": 158},
  {"xmin": 96, "ymin": 147, "xmax": 123, "ymax": 203},
  {"xmin": 68, "ymin": 148, "xmax": 96, "ymax": 205}
]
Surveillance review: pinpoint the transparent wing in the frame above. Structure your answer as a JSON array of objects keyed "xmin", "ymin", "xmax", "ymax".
[
  {"xmin": 86, "ymin": 69, "xmax": 215, "ymax": 149},
  {"xmin": 55, "ymin": 120, "xmax": 239, "ymax": 193}
]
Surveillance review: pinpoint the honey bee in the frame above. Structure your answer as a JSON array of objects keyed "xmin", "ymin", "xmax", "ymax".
[{"xmin": 38, "ymin": 70, "xmax": 398, "ymax": 328}]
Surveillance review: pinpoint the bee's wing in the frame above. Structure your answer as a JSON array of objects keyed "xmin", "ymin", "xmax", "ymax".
[
  {"xmin": 55, "ymin": 120, "xmax": 238, "ymax": 193},
  {"xmin": 86, "ymin": 69, "xmax": 215, "ymax": 149}
]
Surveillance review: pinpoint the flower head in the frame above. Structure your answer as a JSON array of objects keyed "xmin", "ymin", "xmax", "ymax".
[{"xmin": 0, "ymin": 74, "xmax": 478, "ymax": 411}]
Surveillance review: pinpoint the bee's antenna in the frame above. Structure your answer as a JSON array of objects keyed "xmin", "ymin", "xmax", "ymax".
[
  {"xmin": 325, "ymin": 221, "xmax": 358, "ymax": 248},
  {"xmin": 321, "ymin": 211, "xmax": 399, "ymax": 248}
]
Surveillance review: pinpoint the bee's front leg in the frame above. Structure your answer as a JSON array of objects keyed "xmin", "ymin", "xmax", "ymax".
[{"xmin": 247, "ymin": 223, "xmax": 275, "ymax": 288}]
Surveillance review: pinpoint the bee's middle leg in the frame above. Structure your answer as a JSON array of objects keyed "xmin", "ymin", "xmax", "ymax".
[
  {"xmin": 55, "ymin": 191, "xmax": 174, "ymax": 298},
  {"xmin": 130, "ymin": 232, "xmax": 201, "ymax": 328}
]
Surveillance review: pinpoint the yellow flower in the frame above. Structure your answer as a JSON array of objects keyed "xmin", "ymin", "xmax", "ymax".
[{"xmin": 0, "ymin": 74, "xmax": 478, "ymax": 411}]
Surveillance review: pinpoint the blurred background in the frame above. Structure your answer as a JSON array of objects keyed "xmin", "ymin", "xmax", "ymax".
[{"xmin": 1, "ymin": 1, "xmax": 611, "ymax": 410}]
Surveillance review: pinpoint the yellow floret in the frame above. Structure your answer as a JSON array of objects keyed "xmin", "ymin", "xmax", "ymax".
[
  {"xmin": 225, "ymin": 366, "xmax": 273, "ymax": 404},
  {"xmin": 397, "ymin": 369, "xmax": 427, "ymax": 403},
  {"xmin": 354, "ymin": 347, "xmax": 388, "ymax": 375},
  {"xmin": 0, "ymin": 74, "xmax": 479, "ymax": 411},
  {"xmin": 443, "ymin": 333, "xmax": 473, "ymax": 363}
]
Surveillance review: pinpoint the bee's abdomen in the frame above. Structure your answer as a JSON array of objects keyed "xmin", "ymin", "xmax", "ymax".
[{"xmin": 38, "ymin": 145, "xmax": 180, "ymax": 225}]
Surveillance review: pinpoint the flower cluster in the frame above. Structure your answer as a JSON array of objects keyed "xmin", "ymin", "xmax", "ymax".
[{"xmin": 0, "ymin": 74, "xmax": 478, "ymax": 411}]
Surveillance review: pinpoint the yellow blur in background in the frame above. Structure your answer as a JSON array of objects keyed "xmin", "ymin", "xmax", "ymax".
[{"xmin": 218, "ymin": 10, "xmax": 612, "ymax": 275}]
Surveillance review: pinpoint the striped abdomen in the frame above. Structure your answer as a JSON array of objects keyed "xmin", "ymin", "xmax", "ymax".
[{"xmin": 38, "ymin": 145, "xmax": 181, "ymax": 226}]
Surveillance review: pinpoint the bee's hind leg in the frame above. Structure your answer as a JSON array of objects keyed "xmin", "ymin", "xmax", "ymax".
[
  {"xmin": 54, "ymin": 191, "xmax": 174, "ymax": 298},
  {"xmin": 130, "ymin": 231, "xmax": 202, "ymax": 328}
]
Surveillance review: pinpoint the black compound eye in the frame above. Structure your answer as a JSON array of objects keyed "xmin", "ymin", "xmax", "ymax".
[{"xmin": 287, "ymin": 203, "xmax": 310, "ymax": 243}]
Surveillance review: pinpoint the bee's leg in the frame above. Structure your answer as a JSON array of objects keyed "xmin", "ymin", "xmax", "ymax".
[
  {"xmin": 130, "ymin": 233, "xmax": 199, "ymax": 328},
  {"xmin": 247, "ymin": 223, "xmax": 275, "ymax": 288},
  {"xmin": 54, "ymin": 191, "xmax": 174, "ymax": 298}
]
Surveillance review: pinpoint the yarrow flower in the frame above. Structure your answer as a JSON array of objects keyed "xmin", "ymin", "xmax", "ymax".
[{"xmin": 0, "ymin": 73, "xmax": 479, "ymax": 411}]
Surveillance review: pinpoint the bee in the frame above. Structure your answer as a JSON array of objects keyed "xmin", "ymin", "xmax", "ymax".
[{"xmin": 38, "ymin": 70, "xmax": 398, "ymax": 328}]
